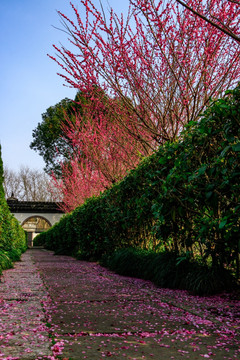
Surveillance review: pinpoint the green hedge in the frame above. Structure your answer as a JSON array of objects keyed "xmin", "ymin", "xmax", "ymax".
[
  {"xmin": 101, "ymin": 248, "xmax": 236, "ymax": 296},
  {"xmin": 35, "ymin": 86, "xmax": 240, "ymax": 293},
  {"xmin": 0, "ymin": 146, "xmax": 27, "ymax": 274}
]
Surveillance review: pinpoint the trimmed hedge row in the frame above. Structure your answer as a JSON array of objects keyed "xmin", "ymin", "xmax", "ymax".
[
  {"xmin": 35, "ymin": 86, "xmax": 240, "ymax": 293},
  {"xmin": 0, "ymin": 146, "xmax": 27, "ymax": 274},
  {"xmin": 101, "ymin": 248, "xmax": 236, "ymax": 296}
]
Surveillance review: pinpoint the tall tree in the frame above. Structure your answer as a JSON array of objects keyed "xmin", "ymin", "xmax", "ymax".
[
  {"xmin": 30, "ymin": 97, "xmax": 73, "ymax": 175},
  {"xmin": 30, "ymin": 92, "xmax": 87, "ymax": 175}
]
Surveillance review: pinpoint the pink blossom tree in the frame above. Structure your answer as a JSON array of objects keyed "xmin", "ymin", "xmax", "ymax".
[
  {"xmin": 50, "ymin": 0, "xmax": 240, "ymax": 142},
  {"xmin": 49, "ymin": 0, "xmax": 240, "ymax": 210}
]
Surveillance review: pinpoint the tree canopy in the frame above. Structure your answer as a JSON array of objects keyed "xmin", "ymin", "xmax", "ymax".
[
  {"xmin": 30, "ymin": 92, "xmax": 86, "ymax": 175},
  {"xmin": 50, "ymin": 0, "xmax": 240, "ymax": 145}
]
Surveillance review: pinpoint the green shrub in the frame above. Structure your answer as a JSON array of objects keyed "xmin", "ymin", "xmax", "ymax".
[
  {"xmin": 184, "ymin": 266, "xmax": 236, "ymax": 296},
  {"xmin": 0, "ymin": 145, "xmax": 27, "ymax": 273},
  {"xmin": 0, "ymin": 251, "xmax": 13, "ymax": 274}
]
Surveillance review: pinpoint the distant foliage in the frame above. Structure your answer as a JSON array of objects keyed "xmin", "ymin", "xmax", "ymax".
[
  {"xmin": 35, "ymin": 86, "xmax": 240, "ymax": 294},
  {"xmin": 3, "ymin": 165, "xmax": 56, "ymax": 201},
  {"xmin": 0, "ymin": 146, "xmax": 27, "ymax": 274}
]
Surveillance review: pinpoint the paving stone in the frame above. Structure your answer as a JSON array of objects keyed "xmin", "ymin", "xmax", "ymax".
[{"xmin": 55, "ymin": 332, "xmax": 233, "ymax": 360}]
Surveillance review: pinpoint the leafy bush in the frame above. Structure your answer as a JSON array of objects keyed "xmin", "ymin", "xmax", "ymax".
[
  {"xmin": 0, "ymin": 251, "xmax": 13, "ymax": 272},
  {"xmin": 36, "ymin": 86, "xmax": 240, "ymax": 294},
  {"xmin": 0, "ymin": 145, "xmax": 27, "ymax": 274}
]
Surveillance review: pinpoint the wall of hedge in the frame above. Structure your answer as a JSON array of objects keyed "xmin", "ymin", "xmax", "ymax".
[
  {"xmin": 0, "ymin": 145, "xmax": 27, "ymax": 274},
  {"xmin": 35, "ymin": 86, "xmax": 240, "ymax": 293}
]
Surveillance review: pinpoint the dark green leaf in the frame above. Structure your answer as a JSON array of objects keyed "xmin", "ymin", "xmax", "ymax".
[
  {"xmin": 206, "ymin": 191, "xmax": 213, "ymax": 199},
  {"xmin": 232, "ymin": 142, "xmax": 240, "ymax": 152},
  {"xmin": 219, "ymin": 219, "xmax": 227, "ymax": 229}
]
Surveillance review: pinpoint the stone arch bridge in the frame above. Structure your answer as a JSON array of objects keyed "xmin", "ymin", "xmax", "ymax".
[{"xmin": 7, "ymin": 196, "xmax": 64, "ymax": 247}]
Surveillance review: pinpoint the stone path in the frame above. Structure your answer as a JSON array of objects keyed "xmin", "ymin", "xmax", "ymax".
[
  {"xmin": 0, "ymin": 249, "xmax": 239, "ymax": 360},
  {"xmin": 0, "ymin": 251, "xmax": 51, "ymax": 359}
]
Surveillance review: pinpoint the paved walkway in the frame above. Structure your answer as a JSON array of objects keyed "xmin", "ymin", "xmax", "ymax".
[
  {"xmin": 0, "ymin": 250, "xmax": 51, "ymax": 359},
  {"xmin": 0, "ymin": 249, "xmax": 239, "ymax": 360}
]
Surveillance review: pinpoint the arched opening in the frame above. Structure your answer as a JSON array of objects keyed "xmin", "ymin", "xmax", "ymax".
[{"xmin": 22, "ymin": 216, "xmax": 52, "ymax": 247}]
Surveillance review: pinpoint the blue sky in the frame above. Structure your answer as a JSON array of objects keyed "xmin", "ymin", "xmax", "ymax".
[{"xmin": 0, "ymin": 0, "xmax": 129, "ymax": 171}]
